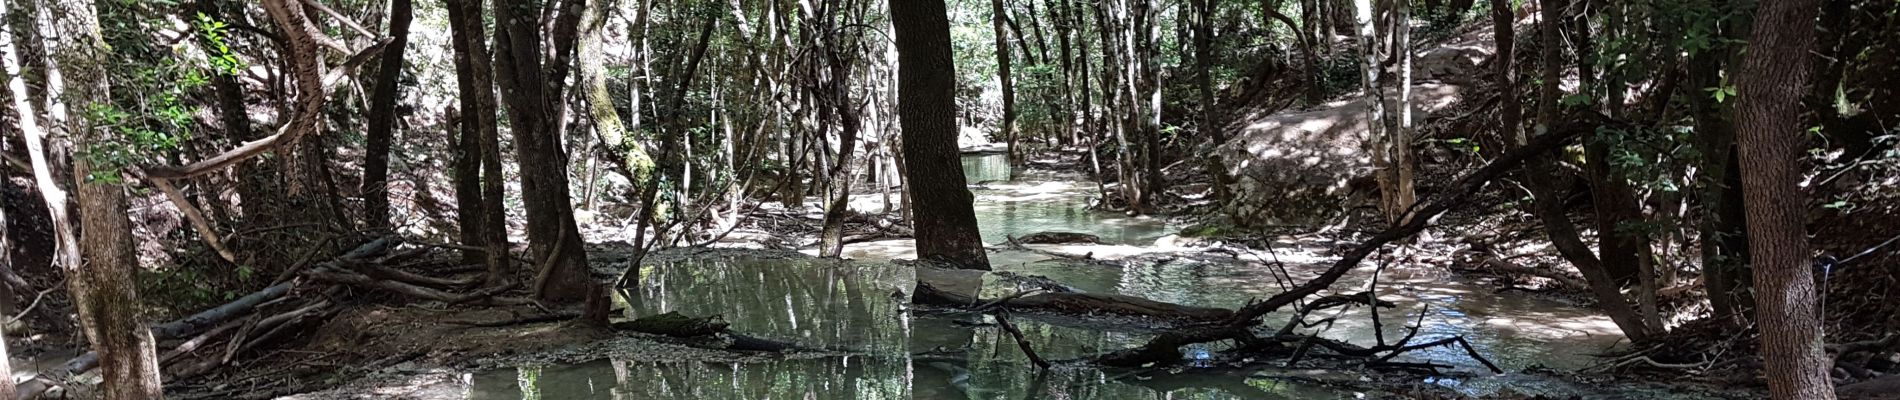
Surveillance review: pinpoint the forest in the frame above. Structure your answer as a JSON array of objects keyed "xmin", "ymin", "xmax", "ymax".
[{"xmin": 0, "ymin": 0, "xmax": 1897, "ymax": 398}]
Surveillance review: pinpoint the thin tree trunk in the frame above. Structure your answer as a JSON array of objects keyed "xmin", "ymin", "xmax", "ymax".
[
  {"xmin": 3, "ymin": 5, "xmax": 74, "ymax": 397},
  {"xmin": 893, "ymin": 0, "xmax": 992, "ymax": 270},
  {"xmin": 1053, "ymin": 0, "xmax": 1078, "ymax": 146},
  {"xmin": 994, "ymin": 0, "xmax": 1020, "ymax": 165},
  {"xmin": 1135, "ymin": 0, "xmax": 1163, "ymax": 211},
  {"xmin": 448, "ymin": 0, "xmax": 510, "ymax": 286},
  {"xmin": 1192, "ymin": 0, "xmax": 1228, "ymax": 205},
  {"xmin": 192, "ymin": 0, "xmax": 274, "ymax": 226},
  {"xmin": 1733, "ymin": 0, "xmax": 1832, "ymax": 397},
  {"xmin": 363, "ymin": 0, "xmax": 413, "ymax": 230},
  {"xmin": 1390, "ymin": 0, "xmax": 1416, "ymax": 223}
]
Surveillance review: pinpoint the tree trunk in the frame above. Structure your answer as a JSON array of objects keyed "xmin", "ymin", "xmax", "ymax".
[
  {"xmin": 363, "ymin": 0, "xmax": 413, "ymax": 231},
  {"xmin": 447, "ymin": 0, "xmax": 511, "ymax": 286},
  {"xmin": 1389, "ymin": 0, "xmax": 1417, "ymax": 223},
  {"xmin": 1135, "ymin": 0, "xmax": 1163, "ymax": 211},
  {"xmin": 1192, "ymin": 0, "xmax": 1229, "ymax": 206},
  {"xmin": 893, "ymin": 0, "xmax": 992, "ymax": 270},
  {"xmin": 1356, "ymin": 0, "xmax": 1410, "ymax": 224},
  {"xmin": 819, "ymin": 3, "xmax": 867, "ymax": 258},
  {"xmin": 1685, "ymin": 13, "xmax": 1754, "ymax": 322},
  {"xmin": 48, "ymin": 0, "xmax": 166, "ymax": 396},
  {"xmin": 2, "ymin": 4, "xmax": 66, "ymax": 398},
  {"xmin": 191, "ymin": 0, "xmax": 275, "ymax": 228},
  {"xmin": 1054, "ymin": 0, "xmax": 1078, "ymax": 146},
  {"xmin": 494, "ymin": 0, "xmax": 593, "ymax": 304},
  {"xmin": 994, "ymin": 0, "xmax": 1020, "ymax": 165},
  {"xmin": 583, "ymin": 0, "xmax": 654, "ymax": 191},
  {"xmin": 1733, "ymin": 0, "xmax": 1832, "ymax": 397},
  {"xmin": 1494, "ymin": 0, "xmax": 1653, "ymax": 341}
]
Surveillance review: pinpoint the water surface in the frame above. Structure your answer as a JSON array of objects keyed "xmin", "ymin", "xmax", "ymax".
[{"xmin": 463, "ymin": 154, "xmax": 1703, "ymax": 400}]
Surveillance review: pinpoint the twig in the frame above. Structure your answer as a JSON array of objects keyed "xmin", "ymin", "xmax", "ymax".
[
  {"xmin": 994, "ymin": 311, "xmax": 1051, "ymax": 369},
  {"xmin": 7, "ymin": 286, "xmax": 56, "ymax": 324},
  {"xmin": 1375, "ymin": 335, "xmax": 1505, "ymax": 374}
]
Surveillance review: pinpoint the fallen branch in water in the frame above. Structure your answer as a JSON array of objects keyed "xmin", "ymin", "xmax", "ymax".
[
  {"xmin": 994, "ymin": 311, "xmax": 1051, "ymax": 369},
  {"xmin": 1093, "ymin": 119, "xmax": 1590, "ymax": 368}
]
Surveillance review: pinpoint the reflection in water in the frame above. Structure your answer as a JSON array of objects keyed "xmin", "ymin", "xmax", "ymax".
[
  {"xmin": 961, "ymin": 153, "xmax": 1012, "ymax": 183},
  {"xmin": 627, "ymin": 258, "xmax": 913, "ymax": 354},
  {"xmin": 463, "ymin": 155, "xmax": 1702, "ymax": 400},
  {"xmin": 961, "ymin": 154, "xmax": 1174, "ymax": 246},
  {"xmin": 473, "ymin": 358, "xmax": 909, "ymax": 400}
]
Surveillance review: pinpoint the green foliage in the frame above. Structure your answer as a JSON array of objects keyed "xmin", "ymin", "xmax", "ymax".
[{"xmin": 194, "ymin": 12, "xmax": 246, "ymax": 76}]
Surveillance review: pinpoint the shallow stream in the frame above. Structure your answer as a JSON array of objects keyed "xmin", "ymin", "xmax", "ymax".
[{"xmin": 462, "ymin": 154, "xmax": 1717, "ymax": 399}]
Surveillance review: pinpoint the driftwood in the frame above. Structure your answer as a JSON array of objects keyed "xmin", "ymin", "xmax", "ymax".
[{"xmin": 1094, "ymin": 120, "xmax": 1589, "ymax": 367}]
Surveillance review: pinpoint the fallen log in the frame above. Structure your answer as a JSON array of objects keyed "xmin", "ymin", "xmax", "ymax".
[
  {"xmin": 613, "ymin": 311, "xmax": 729, "ymax": 337},
  {"xmin": 1095, "ymin": 118, "xmax": 1590, "ymax": 367},
  {"xmin": 1013, "ymin": 232, "xmax": 1104, "ymax": 245},
  {"xmin": 915, "ymin": 279, "xmax": 1230, "ymax": 322}
]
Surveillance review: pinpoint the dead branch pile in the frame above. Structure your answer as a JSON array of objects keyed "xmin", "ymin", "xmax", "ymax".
[{"xmin": 17, "ymin": 236, "xmax": 552, "ymax": 399}]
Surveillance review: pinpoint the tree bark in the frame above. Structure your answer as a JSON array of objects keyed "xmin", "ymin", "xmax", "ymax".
[
  {"xmin": 1351, "ymin": 0, "xmax": 1383, "ymax": 169},
  {"xmin": 1388, "ymin": 0, "xmax": 1417, "ymax": 223},
  {"xmin": 45, "ymin": 0, "xmax": 166, "ymax": 396},
  {"xmin": 1733, "ymin": 0, "xmax": 1832, "ymax": 397},
  {"xmin": 893, "ymin": 0, "xmax": 992, "ymax": 270},
  {"xmin": 446, "ymin": 0, "xmax": 511, "ymax": 286},
  {"xmin": 584, "ymin": 0, "xmax": 654, "ymax": 194},
  {"xmin": 364, "ymin": 0, "xmax": 414, "ymax": 231},
  {"xmin": 494, "ymin": 0, "xmax": 593, "ymax": 304}
]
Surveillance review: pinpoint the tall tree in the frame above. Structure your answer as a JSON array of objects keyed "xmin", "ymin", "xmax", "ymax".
[
  {"xmin": 493, "ymin": 0, "xmax": 593, "ymax": 303},
  {"xmin": 1386, "ymin": 0, "xmax": 1417, "ymax": 223},
  {"xmin": 363, "ymin": 0, "xmax": 414, "ymax": 230},
  {"xmin": 892, "ymin": 0, "xmax": 992, "ymax": 270},
  {"xmin": 1732, "ymin": 0, "xmax": 1832, "ymax": 397},
  {"xmin": 994, "ymin": 0, "xmax": 1020, "ymax": 164},
  {"xmin": 1190, "ymin": 0, "xmax": 1228, "ymax": 205},
  {"xmin": 43, "ymin": 0, "xmax": 166, "ymax": 396},
  {"xmin": 2, "ymin": 1, "xmax": 69, "ymax": 396},
  {"xmin": 1520, "ymin": 0, "xmax": 1654, "ymax": 341},
  {"xmin": 446, "ymin": 0, "xmax": 510, "ymax": 286}
]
